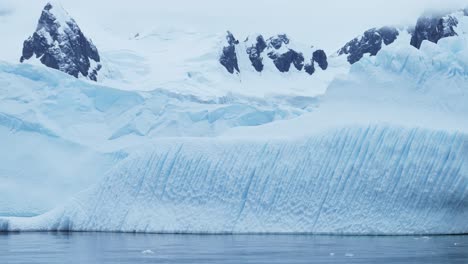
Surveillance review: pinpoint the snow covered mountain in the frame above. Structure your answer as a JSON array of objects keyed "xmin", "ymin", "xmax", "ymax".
[
  {"xmin": 19, "ymin": 2, "xmax": 101, "ymax": 81},
  {"xmin": 213, "ymin": 8, "xmax": 468, "ymax": 102},
  {"xmin": 337, "ymin": 9, "xmax": 467, "ymax": 65},
  {"xmin": 0, "ymin": 1, "xmax": 467, "ymax": 234},
  {"xmin": 219, "ymin": 32, "xmax": 328, "ymax": 75}
]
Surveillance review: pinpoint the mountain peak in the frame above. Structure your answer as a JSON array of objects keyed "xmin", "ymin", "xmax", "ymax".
[
  {"xmin": 42, "ymin": 1, "xmax": 72, "ymax": 24},
  {"xmin": 20, "ymin": 2, "xmax": 101, "ymax": 81},
  {"xmin": 219, "ymin": 32, "xmax": 328, "ymax": 76}
]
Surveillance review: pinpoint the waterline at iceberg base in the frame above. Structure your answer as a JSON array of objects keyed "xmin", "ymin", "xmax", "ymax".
[{"xmin": 2, "ymin": 125, "xmax": 467, "ymax": 235}]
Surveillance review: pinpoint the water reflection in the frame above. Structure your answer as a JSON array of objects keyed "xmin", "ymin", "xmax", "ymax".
[{"xmin": 1, "ymin": 232, "xmax": 467, "ymax": 264}]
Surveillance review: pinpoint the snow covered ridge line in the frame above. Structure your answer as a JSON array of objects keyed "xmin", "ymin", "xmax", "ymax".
[
  {"xmin": 220, "ymin": 32, "xmax": 328, "ymax": 76},
  {"xmin": 19, "ymin": 2, "xmax": 101, "ymax": 81},
  {"xmin": 1, "ymin": 125, "xmax": 467, "ymax": 235},
  {"xmin": 220, "ymin": 8, "xmax": 468, "ymax": 75},
  {"xmin": 338, "ymin": 10, "xmax": 466, "ymax": 65}
]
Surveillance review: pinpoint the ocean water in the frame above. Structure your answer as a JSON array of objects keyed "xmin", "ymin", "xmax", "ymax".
[{"xmin": 0, "ymin": 233, "xmax": 467, "ymax": 264}]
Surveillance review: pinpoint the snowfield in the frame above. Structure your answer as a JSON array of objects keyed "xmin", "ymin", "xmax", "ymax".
[{"xmin": 0, "ymin": 1, "xmax": 467, "ymax": 234}]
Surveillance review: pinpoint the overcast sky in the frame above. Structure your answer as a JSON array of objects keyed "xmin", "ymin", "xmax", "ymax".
[
  {"xmin": 63, "ymin": 0, "xmax": 468, "ymax": 47},
  {"xmin": 2, "ymin": 0, "xmax": 468, "ymax": 49}
]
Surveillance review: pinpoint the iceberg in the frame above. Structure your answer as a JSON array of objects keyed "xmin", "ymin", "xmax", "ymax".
[{"xmin": 1, "ymin": 125, "xmax": 467, "ymax": 234}]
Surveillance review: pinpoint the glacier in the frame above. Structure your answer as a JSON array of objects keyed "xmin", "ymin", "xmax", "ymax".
[
  {"xmin": 0, "ymin": 60, "xmax": 314, "ymax": 216},
  {"xmin": 1, "ymin": 125, "xmax": 467, "ymax": 234},
  {"xmin": 0, "ymin": 4, "xmax": 467, "ymax": 235}
]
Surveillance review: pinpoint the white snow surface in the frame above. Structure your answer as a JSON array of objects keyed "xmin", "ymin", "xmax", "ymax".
[{"xmin": 0, "ymin": 3, "xmax": 467, "ymax": 234}]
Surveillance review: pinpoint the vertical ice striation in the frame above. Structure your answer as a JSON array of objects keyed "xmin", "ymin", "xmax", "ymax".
[{"xmin": 2, "ymin": 126, "xmax": 467, "ymax": 234}]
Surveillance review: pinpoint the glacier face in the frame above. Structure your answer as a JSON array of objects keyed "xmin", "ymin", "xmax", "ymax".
[
  {"xmin": 3, "ymin": 125, "xmax": 467, "ymax": 234},
  {"xmin": 0, "ymin": 60, "xmax": 314, "ymax": 216},
  {"xmin": 0, "ymin": 61, "xmax": 312, "ymax": 140},
  {"xmin": 1, "ymin": 3, "xmax": 468, "ymax": 235}
]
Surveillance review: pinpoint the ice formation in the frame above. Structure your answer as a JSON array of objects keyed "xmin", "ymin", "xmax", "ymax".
[
  {"xmin": 220, "ymin": 32, "xmax": 329, "ymax": 76},
  {"xmin": 0, "ymin": 60, "xmax": 312, "ymax": 215},
  {"xmin": 2, "ymin": 125, "xmax": 467, "ymax": 234},
  {"xmin": 0, "ymin": 4, "xmax": 467, "ymax": 235}
]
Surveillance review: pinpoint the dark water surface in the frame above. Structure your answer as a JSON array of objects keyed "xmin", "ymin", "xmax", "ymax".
[{"xmin": 0, "ymin": 232, "xmax": 467, "ymax": 264}]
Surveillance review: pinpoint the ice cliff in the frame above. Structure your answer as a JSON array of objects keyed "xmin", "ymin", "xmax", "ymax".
[{"xmin": 2, "ymin": 126, "xmax": 467, "ymax": 234}]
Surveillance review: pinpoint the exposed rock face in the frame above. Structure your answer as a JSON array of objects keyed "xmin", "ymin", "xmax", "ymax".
[
  {"xmin": 219, "ymin": 31, "xmax": 240, "ymax": 74},
  {"xmin": 410, "ymin": 15, "xmax": 458, "ymax": 49},
  {"xmin": 20, "ymin": 2, "xmax": 101, "ymax": 81},
  {"xmin": 312, "ymin": 50, "xmax": 328, "ymax": 70},
  {"xmin": 268, "ymin": 49, "xmax": 304, "ymax": 72},
  {"xmin": 337, "ymin": 11, "xmax": 464, "ymax": 63},
  {"xmin": 304, "ymin": 49, "xmax": 328, "ymax": 76},
  {"xmin": 268, "ymin": 34, "xmax": 290, "ymax": 49},
  {"xmin": 266, "ymin": 35, "xmax": 305, "ymax": 73},
  {"xmin": 304, "ymin": 62, "xmax": 315, "ymax": 75},
  {"xmin": 246, "ymin": 35, "xmax": 267, "ymax": 72},
  {"xmin": 219, "ymin": 33, "xmax": 328, "ymax": 76},
  {"xmin": 338, "ymin": 27, "xmax": 399, "ymax": 64},
  {"xmin": 220, "ymin": 9, "xmax": 464, "ymax": 75}
]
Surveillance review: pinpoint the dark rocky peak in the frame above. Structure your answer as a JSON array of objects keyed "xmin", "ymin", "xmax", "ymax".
[
  {"xmin": 20, "ymin": 2, "xmax": 101, "ymax": 81},
  {"xmin": 304, "ymin": 62, "xmax": 315, "ymax": 75},
  {"xmin": 410, "ymin": 14, "xmax": 458, "ymax": 49},
  {"xmin": 312, "ymin": 50, "xmax": 328, "ymax": 70},
  {"xmin": 219, "ymin": 32, "xmax": 327, "ymax": 76},
  {"xmin": 379, "ymin": 26, "xmax": 400, "ymax": 45},
  {"xmin": 246, "ymin": 35, "xmax": 267, "ymax": 72},
  {"xmin": 268, "ymin": 49, "xmax": 304, "ymax": 73},
  {"xmin": 337, "ymin": 10, "xmax": 463, "ymax": 64},
  {"xmin": 304, "ymin": 49, "xmax": 328, "ymax": 76},
  {"xmin": 219, "ymin": 31, "xmax": 240, "ymax": 74},
  {"xmin": 265, "ymin": 34, "xmax": 304, "ymax": 73},
  {"xmin": 338, "ymin": 26, "xmax": 399, "ymax": 64},
  {"xmin": 464, "ymin": 7, "xmax": 468, "ymax": 16},
  {"xmin": 226, "ymin": 31, "xmax": 239, "ymax": 46},
  {"xmin": 268, "ymin": 34, "xmax": 290, "ymax": 49}
]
